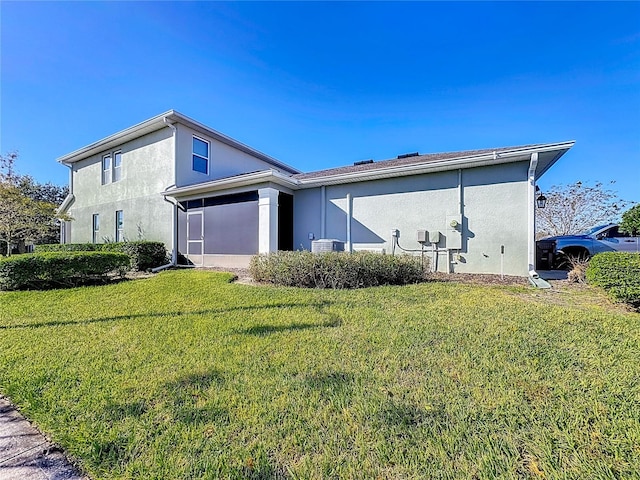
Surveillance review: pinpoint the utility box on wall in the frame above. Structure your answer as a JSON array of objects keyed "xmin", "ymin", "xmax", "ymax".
[{"xmin": 446, "ymin": 214, "xmax": 463, "ymax": 249}]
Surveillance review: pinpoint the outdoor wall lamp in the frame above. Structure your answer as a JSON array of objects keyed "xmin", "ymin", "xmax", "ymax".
[{"xmin": 536, "ymin": 193, "xmax": 547, "ymax": 209}]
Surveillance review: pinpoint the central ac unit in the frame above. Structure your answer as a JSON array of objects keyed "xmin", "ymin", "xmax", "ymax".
[{"xmin": 311, "ymin": 239, "xmax": 345, "ymax": 253}]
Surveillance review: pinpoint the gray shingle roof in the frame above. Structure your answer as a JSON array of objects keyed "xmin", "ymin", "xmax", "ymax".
[{"xmin": 293, "ymin": 143, "xmax": 543, "ymax": 180}]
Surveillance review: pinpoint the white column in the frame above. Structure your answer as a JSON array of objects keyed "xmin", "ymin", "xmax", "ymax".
[{"xmin": 258, "ymin": 188, "xmax": 279, "ymax": 253}]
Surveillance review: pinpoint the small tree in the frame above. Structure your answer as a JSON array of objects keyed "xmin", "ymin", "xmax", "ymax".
[
  {"xmin": 619, "ymin": 205, "xmax": 640, "ymax": 236},
  {"xmin": 0, "ymin": 152, "xmax": 70, "ymax": 256},
  {"xmin": 536, "ymin": 181, "xmax": 633, "ymax": 237}
]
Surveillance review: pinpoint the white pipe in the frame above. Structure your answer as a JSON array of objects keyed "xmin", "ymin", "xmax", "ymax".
[
  {"xmin": 59, "ymin": 161, "xmax": 73, "ymax": 244},
  {"xmin": 321, "ymin": 185, "xmax": 326, "ymax": 238},
  {"xmin": 346, "ymin": 193, "xmax": 352, "ymax": 252},
  {"xmin": 159, "ymin": 117, "xmax": 178, "ymax": 268},
  {"xmin": 458, "ymin": 169, "xmax": 463, "ymax": 215},
  {"xmin": 528, "ymin": 152, "xmax": 539, "ymax": 280}
]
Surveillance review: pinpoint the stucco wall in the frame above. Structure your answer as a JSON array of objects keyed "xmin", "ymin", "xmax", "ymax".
[
  {"xmin": 175, "ymin": 124, "xmax": 284, "ymax": 187},
  {"xmin": 293, "ymin": 162, "xmax": 530, "ymax": 276},
  {"xmin": 67, "ymin": 128, "xmax": 175, "ymax": 245}
]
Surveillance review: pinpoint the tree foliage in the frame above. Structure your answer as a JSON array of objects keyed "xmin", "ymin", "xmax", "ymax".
[
  {"xmin": 0, "ymin": 152, "xmax": 70, "ymax": 255},
  {"xmin": 619, "ymin": 205, "xmax": 640, "ymax": 236},
  {"xmin": 536, "ymin": 181, "xmax": 634, "ymax": 238}
]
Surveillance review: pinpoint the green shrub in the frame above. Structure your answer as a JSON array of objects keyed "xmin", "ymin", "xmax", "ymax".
[
  {"xmin": 0, "ymin": 251, "xmax": 130, "ymax": 291},
  {"xmin": 586, "ymin": 252, "xmax": 640, "ymax": 307},
  {"xmin": 35, "ymin": 243, "xmax": 100, "ymax": 252},
  {"xmin": 36, "ymin": 241, "xmax": 168, "ymax": 271},
  {"xmin": 250, "ymin": 251, "xmax": 427, "ymax": 289}
]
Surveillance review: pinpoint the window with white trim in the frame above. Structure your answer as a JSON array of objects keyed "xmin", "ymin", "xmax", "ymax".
[
  {"xmin": 192, "ymin": 136, "xmax": 209, "ymax": 174},
  {"xmin": 115, "ymin": 210, "xmax": 123, "ymax": 242},
  {"xmin": 92, "ymin": 214, "xmax": 100, "ymax": 243},
  {"xmin": 113, "ymin": 151, "xmax": 122, "ymax": 182},
  {"xmin": 102, "ymin": 155, "xmax": 112, "ymax": 185},
  {"xmin": 102, "ymin": 151, "xmax": 123, "ymax": 184}
]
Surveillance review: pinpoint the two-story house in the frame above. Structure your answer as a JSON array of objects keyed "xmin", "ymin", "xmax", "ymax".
[{"xmin": 58, "ymin": 110, "xmax": 574, "ymax": 278}]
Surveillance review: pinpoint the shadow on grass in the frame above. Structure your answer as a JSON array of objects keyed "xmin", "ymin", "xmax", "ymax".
[
  {"xmin": 0, "ymin": 301, "xmax": 336, "ymax": 330},
  {"xmin": 378, "ymin": 399, "xmax": 447, "ymax": 429},
  {"xmin": 304, "ymin": 371, "xmax": 354, "ymax": 392},
  {"xmin": 102, "ymin": 369, "xmax": 229, "ymax": 431},
  {"xmin": 242, "ymin": 318, "xmax": 341, "ymax": 336},
  {"xmin": 240, "ymin": 301, "xmax": 343, "ymax": 336}
]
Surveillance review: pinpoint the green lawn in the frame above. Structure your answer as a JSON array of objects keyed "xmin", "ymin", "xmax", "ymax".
[{"xmin": 0, "ymin": 270, "xmax": 638, "ymax": 479}]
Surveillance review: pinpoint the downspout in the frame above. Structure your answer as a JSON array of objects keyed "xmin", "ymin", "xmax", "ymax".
[
  {"xmin": 321, "ymin": 185, "xmax": 326, "ymax": 239},
  {"xmin": 152, "ymin": 118, "xmax": 178, "ymax": 272},
  {"xmin": 527, "ymin": 153, "xmax": 538, "ymax": 280},
  {"xmin": 346, "ymin": 193, "xmax": 352, "ymax": 252},
  {"xmin": 527, "ymin": 153, "xmax": 550, "ymax": 288},
  {"xmin": 59, "ymin": 160, "xmax": 74, "ymax": 244}
]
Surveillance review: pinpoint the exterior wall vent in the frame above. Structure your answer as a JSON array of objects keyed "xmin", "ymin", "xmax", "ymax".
[
  {"xmin": 354, "ymin": 159, "xmax": 374, "ymax": 166},
  {"xmin": 311, "ymin": 239, "xmax": 345, "ymax": 253},
  {"xmin": 397, "ymin": 152, "xmax": 420, "ymax": 159}
]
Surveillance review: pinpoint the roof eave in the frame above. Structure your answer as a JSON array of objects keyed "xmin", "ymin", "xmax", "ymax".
[
  {"xmin": 56, "ymin": 110, "xmax": 177, "ymax": 164},
  {"xmin": 163, "ymin": 170, "xmax": 300, "ymax": 199},
  {"xmin": 297, "ymin": 141, "xmax": 575, "ymax": 187},
  {"xmin": 56, "ymin": 110, "xmax": 300, "ymax": 174}
]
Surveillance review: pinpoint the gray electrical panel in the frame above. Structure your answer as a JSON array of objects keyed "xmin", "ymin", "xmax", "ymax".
[
  {"xmin": 417, "ymin": 230, "xmax": 428, "ymax": 244},
  {"xmin": 429, "ymin": 230, "xmax": 441, "ymax": 244}
]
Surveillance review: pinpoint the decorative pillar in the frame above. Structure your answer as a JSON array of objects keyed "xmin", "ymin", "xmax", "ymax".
[{"xmin": 258, "ymin": 188, "xmax": 279, "ymax": 253}]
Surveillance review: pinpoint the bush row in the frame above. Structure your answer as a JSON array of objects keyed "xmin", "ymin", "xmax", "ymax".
[
  {"xmin": 586, "ymin": 252, "xmax": 640, "ymax": 308},
  {"xmin": 0, "ymin": 251, "xmax": 130, "ymax": 291},
  {"xmin": 35, "ymin": 241, "xmax": 168, "ymax": 271},
  {"xmin": 250, "ymin": 251, "xmax": 428, "ymax": 289}
]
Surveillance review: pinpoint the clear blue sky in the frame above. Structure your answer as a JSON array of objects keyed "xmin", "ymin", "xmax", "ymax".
[{"xmin": 2, "ymin": 1, "xmax": 639, "ymax": 202}]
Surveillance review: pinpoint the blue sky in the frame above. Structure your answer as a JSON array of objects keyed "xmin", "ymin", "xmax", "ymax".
[{"xmin": 2, "ymin": 1, "xmax": 639, "ymax": 202}]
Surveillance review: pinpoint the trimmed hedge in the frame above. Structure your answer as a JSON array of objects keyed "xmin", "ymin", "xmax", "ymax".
[
  {"xmin": 586, "ymin": 252, "xmax": 640, "ymax": 308},
  {"xmin": 0, "ymin": 251, "xmax": 130, "ymax": 291},
  {"xmin": 250, "ymin": 251, "xmax": 428, "ymax": 289},
  {"xmin": 35, "ymin": 241, "xmax": 168, "ymax": 271}
]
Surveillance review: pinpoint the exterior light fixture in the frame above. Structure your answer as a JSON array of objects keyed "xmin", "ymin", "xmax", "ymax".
[{"xmin": 536, "ymin": 193, "xmax": 547, "ymax": 209}]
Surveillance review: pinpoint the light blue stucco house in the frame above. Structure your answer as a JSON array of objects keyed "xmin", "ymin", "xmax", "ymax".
[{"xmin": 57, "ymin": 110, "xmax": 574, "ymax": 278}]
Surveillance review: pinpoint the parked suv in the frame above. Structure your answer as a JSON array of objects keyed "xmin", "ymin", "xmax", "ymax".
[{"xmin": 538, "ymin": 224, "xmax": 640, "ymax": 269}]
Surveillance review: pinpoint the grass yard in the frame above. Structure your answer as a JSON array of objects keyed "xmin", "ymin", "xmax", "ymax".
[{"xmin": 0, "ymin": 270, "xmax": 639, "ymax": 479}]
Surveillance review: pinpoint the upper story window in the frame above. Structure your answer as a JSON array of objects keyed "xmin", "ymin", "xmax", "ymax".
[
  {"xmin": 192, "ymin": 136, "xmax": 209, "ymax": 174},
  {"xmin": 102, "ymin": 151, "xmax": 123, "ymax": 185},
  {"xmin": 113, "ymin": 151, "xmax": 122, "ymax": 182},
  {"xmin": 102, "ymin": 155, "xmax": 112, "ymax": 185}
]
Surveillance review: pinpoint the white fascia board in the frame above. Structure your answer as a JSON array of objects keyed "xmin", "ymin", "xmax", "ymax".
[
  {"xmin": 297, "ymin": 141, "xmax": 575, "ymax": 188},
  {"xmin": 56, "ymin": 110, "xmax": 300, "ymax": 174},
  {"xmin": 163, "ymin": 170, "xmax": 300, "ymax": 199},
  {"xmin": 56, "ymin": 110, "xmax": 177, "ymax": 164}
]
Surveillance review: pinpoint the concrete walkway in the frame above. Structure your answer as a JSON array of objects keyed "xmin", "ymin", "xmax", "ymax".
[{"xmin": 0, "ymin": 397, "xmax": 88, "ymax": 480}]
